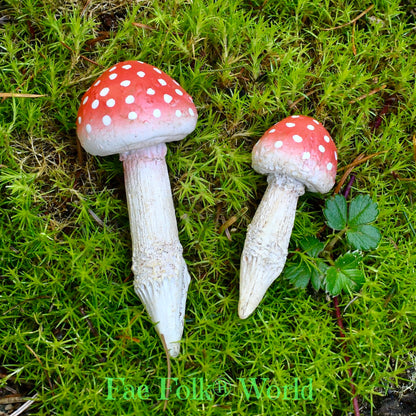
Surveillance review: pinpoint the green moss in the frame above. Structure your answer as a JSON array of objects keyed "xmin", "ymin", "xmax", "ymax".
[{"xmin": 0, "ymin": 0, "xmax": 415, "ymax": 414}]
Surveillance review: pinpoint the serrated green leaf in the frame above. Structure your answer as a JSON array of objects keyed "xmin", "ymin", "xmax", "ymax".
[
  {"xmin": 300, "ymin": 236, "xmax": 325, "ymax": 257},
  {"xmin": 324, "ymin": 252, "xmax": 365, "ymax": 296},
  {"xmin": 284, "ymin": 263, "xmax": 311, "ymax": 289},
  {"xmin": 310, "ymin": 260, "xmax": 329, "ymax": 291},
  {"xmin": 348, "ymin": 194, "xmax": 379, "ymax": 227},
  {"xmin": 346, "ymin": 224, "xmax": 381, "ymax": 250},
  {"xmin": 324, "ymin": 194, "xmax": 348, "ymax": 230}
]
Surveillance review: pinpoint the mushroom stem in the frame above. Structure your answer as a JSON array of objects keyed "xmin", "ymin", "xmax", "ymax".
[
  {"xmin": 120, "ymin": 143, "xmax": 190, "ymax": 357},
  {"xmin": 239, "ymin": 174, "xmax": 305, "ymax": 319}
]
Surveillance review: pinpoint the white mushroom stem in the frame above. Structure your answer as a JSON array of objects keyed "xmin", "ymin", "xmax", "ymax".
[
  {"xmin": 239, "ymin": 174, "xmax": 305, "ymax": 319},
  {"xmin": 120, "ymin": 142, "xmax": 190, "ymax": 357}
]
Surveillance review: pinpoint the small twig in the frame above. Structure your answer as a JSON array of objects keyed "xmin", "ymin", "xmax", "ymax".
[
  {"xmin": 289, "ymin": 88, "xmax": 320, "ymax": 109},
  {"xmin": 132, "ymin": 22, "xmax": 156, "ymax": 31},
  {"xmin": 333, "ymin": 151, "xmax": 386, "ymax": 195},
  {"xmin": 0, "ymin": 93, "xmax": 46, "ymax": 98},
  {"xmin": 333, "ymin": 154, "xmax": 364, "ymax": 195},
  {"xmin": 0, "ymin": 395, "xmax": 26, "ymax": 405},
  {"xmin": 343, "ymin": 174, "xmax": 356, "ymax": 199},
  {"xmin": 323, "ymin": 5, "xmax": 374, "ymax": 31},
  {"xmin": 25, "ymin": 345, "xmax": 54, "ymax": 392},
  {"xmin": 160, "ymin": 334, "xmax": 172, "ymax": 412},
  {"xmin": 87, "ymin": 208, "xmax": 105, "ymax": 227},
  {"xmin": 352, "ymin": 23, "xmax": 357, "ymax": 56},
  {"xmin": 60, "ymin": 41, "xmax": 100, "ymax": 66},
  {"xmin": 79, "ymin": 306, "xmax": 100, "ymax": 338},
  {"xmin": 338, "ymin": 151, "xmax": 387, "ymax": 172},
  {"xmin": 2, "ymin": 296, "xmax": 50, "ymax": 315},
  {"xmin": 80, "ymin": 0, "xmax": 92, "ymax": 16},
  {"xmin": 9, "ymin": 394, "xmax": 38, "ymax": 416},
  {"xmin": 348, "ymin": 85, "xmax": 387, "ymax": 104}
]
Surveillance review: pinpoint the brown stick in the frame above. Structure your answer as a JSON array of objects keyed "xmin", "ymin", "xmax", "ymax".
[
  {"xmin": 348, "ymin": 85, "xmax": 387, "ymax": 104},
  {"xmin": 323, "ymin": 5, "xmax": 374, "ymax": 31},
  {"xmin": 0, "ymin": 93, "xmax": 46, "ymax": 98}
]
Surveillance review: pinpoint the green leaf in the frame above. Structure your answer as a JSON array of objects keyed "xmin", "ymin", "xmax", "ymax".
[
  {"xmin": 348, "ymin": 194, "xmax": 379, "ymax": 227},
  {"xmin": 300, "ymin": 236, "xmax": 325, "ymax": 257},
  {"xmin": 285, "ymin": 257, "xmax": 328, "ymax": 291},
  {"xmin": 285, "ymin": 263, "xmax": 311, "ymax": 289},
  {"xmin": 324, "ymin": 252, "xmax": 365, "ymax": 296},
  {"xmin": 324, "ymin": 194, "xmax": 348, "ymax": 230},
  {"xmin": 346, "ymin": 224, "xmax": 381, "ymax": 250},
  {"xmin": 310, "ymin": 260, "xmax": 329, "ymax": 291}
]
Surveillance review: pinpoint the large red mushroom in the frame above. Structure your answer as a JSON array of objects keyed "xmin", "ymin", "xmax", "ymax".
[
  {"xmin": 239, "ymin": 115, "xmax": 337, "ymax": 319},
  {"xmin": 76, "ymin": 61, "xmax": 198, "ymax": 357}
]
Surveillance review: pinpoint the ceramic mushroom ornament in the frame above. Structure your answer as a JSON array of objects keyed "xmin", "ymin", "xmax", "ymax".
[
  {"xmin": 239, "ymin": 115, "xmax": 337, "ymax": 319},
  {"xmin": 76, "ymin": 61, "xmax": 197, "ymax": 357}
]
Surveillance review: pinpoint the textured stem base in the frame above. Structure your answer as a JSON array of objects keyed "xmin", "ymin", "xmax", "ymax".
[
  {"xmin": 239, "ymin": 174, "xmax": 304, "ymax": 319},
  {"xmin": 121, "ymin": 143, "xmax": 190, "ymax": 357}
]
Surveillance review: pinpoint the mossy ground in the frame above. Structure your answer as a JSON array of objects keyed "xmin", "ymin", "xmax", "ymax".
[{"xmin": 0, "ymin": 0, "xmax": 415, "ymax": 414}]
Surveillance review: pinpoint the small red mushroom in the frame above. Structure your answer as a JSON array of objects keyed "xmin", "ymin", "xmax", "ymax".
[
  {"xmin": 76, "ymin": 61, "xmax": 198, "ymax": 357},
  {"xmin": 239, "ymin": 115, "xmax": 337, "ymax": 319}
]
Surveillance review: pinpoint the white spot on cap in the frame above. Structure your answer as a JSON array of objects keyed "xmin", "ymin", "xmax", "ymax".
[
  {"xmin": 122, "ymin": 64, "xmax": 132, "ymax": 69},
  {"xmin": 125, "ymin": 95, "xmax": 135, "ymax": 104},
  {"xmin": 86, "ymin": 124, "xmax": 92, "ymax": 133},
  {"xmin": 120, "ymin": 80, "xmax": 131, "ymax": 87},
  {"xmin": 175, "ymin": 89, "xmax": 183, "ymax": 96},
  {"xmin": 100, "ymin": 87, "xmax": 110, "ymax": 97},
  {"xmin": 302, "ymin": 152, "xmax": 310, "ymax": 160},
  {"xmin": 173, "ymin": 80, "xmax": 180, "ymax": 86},
  {"xmin": 153, "ymin": 67, "xmax": 162, "ymax": 74},
  {"xmin": 324, "ymin": 135, "xmax": 330, "ymax": 143},
  {"xmin": 313, "ymin": 119, "xmax": 319, "ymax": 124},
  {"xmin": 319, "ymin": 145, "xmax": 325, "ymax": 152},
  {"xmin": 291, "ymin": 115, "xmax": 300, "ymax": 118},
  {"xmin": 94, "ymin": 80, "xmax": 101, "ymax": 86},
  {"xmin": 158, "ymin": 79, "xmax": 167, "ymax": 86},
  {"xmin": 147, "ymin": 88, "xmax": 155, "ymax": 95},
  {"xmin": 83, "ymin": 96, "xmax": 89, "ymax": 105},
  {"xmin": 334, "ymin": 151, "xmax": 338, "ymax": 160},
  {"xmin": 109, "ymin": 66, "xmax": 117, "ymax": 72},
  {"xmin": 307, "ymin": 125, "xmax": 315, "ymax": 130},
  {"xmin": 327, "ymin": 163, "xmax": 333, "ymax": 170},
  {"xmin": 102, "ymin": 115, "xmax": 111, "ymax": 126},
  {"xmin": 188, "ymin": 108, "xmax": 195, "ymax": 116},
  {"xmin": 92, "ymin": 99, "xmax": 99, "ymax": 109},
  {"xmin": 175, "ymin": 110, "xmax": 182, "ymax": 117},
  {"xmin": 78, "ymin": 117, "xmax": 81, "ymax": 124},
  {"xmin": 109, "ymin": 73, "xmax": 118, "ymax": 80},
  {"xmin": 269, "ymin": 128, "xmax": 276, "ymax": 133},
  {"xmin": 274, "ymin": 141, "xmax": 283, "ymax": 149},
  {"xmin": 153, "ymin": 109, "xmax": 161, "ymax": 118},
  {"xmin": 137, "ymin": 71, "xmax": 145, "ymax": 77},
  {"xmin": 128, "ymin": 112, "xmax": 137, "ymax": 120},
  {"xmin": 293, "ymin": 135, "xmax": 303, "ymax": 143},
  {"xmin": 164, "ymin": 94, "xmax": 173, "ymax": 104},
  {"xmin": 286, "ymin": 122, "xmax": 296, "ymax": 128},
  {"xmin": 106, "ymin": 99, "xmax": 115, "ymax": 107}
]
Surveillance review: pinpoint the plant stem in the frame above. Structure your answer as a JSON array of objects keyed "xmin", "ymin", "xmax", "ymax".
[
  {"xmin": 333, "ymin": 296, "xmax": 360, "ymax": 416},
  {"xmin": 331, "ymin": 174, "xmax": 360, "ymax": 415},
  {"xmin": 323, "ymin": 227, "xmax": 347, "ymax": 255}
]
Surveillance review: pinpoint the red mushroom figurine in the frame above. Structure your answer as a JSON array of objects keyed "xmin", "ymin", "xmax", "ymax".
[
  {"xmin": 239, "ymin": 115, "xmax": 337, "ymax": 319},
  {"xmin": 76, "ymin": 61, "xmax": 198, "ymax": 357}
]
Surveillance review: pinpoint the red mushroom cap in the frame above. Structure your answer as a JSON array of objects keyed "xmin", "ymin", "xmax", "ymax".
[
  {"xmin": 76, "ymin": 61, "xmax": 197, "ymax": 156},
  {"xmin": 252, "ymin": 115, "xmax": 338, "ymax": 193}
]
